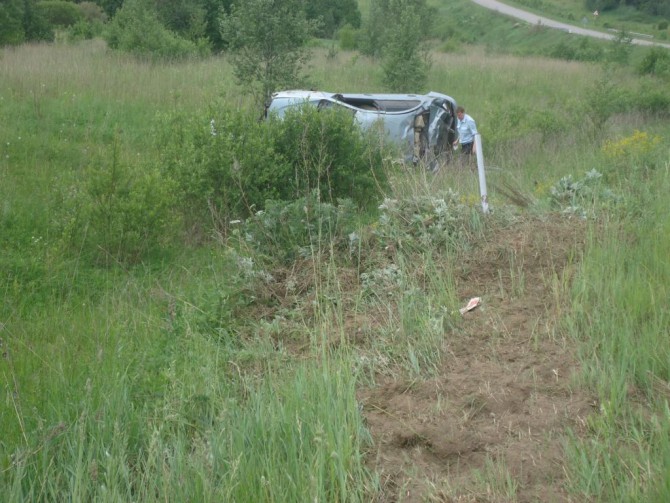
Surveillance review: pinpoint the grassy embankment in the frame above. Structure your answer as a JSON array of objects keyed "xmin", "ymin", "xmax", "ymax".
[
  {"xmin": 496, "ymin": 0, "xmax": 670, "ymax": 41},
  {"xmin": 1, "ymin": 23, "xmax": 669, "ymax": 502}
]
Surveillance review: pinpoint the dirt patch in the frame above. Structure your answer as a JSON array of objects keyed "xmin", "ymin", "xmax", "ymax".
[{"xmin": 359, "ymin": 215, "xmax": 597, "ymax": 502}]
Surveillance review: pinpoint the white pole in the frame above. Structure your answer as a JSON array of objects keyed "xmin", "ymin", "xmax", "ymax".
[{"xmin": 474, "ymin": 133, "xmax": 489, "ymax": 214}]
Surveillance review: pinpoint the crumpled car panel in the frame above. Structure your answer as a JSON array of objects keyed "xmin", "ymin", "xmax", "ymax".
[{"xmin": 267, "ymin": 90, "xmax": 458, "ymax": 164}]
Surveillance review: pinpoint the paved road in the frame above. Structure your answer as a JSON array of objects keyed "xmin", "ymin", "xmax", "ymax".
[{"xmin": 470, "ymin": 0, "xmax": 670, "ymax": 48}]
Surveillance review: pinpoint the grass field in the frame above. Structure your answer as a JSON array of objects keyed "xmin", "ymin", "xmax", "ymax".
[
  {"xmin": 1, "ymin": 5, "xmax": 670, "ymax": 500},
  {"xmin": 496, "ymin": 0, "xmax": 670, "ymax": 40}
]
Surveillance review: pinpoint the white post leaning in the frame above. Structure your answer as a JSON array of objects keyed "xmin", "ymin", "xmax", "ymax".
[{"xmin": 474, "ymin": 133, "xmax": 489, "ymax": 214}]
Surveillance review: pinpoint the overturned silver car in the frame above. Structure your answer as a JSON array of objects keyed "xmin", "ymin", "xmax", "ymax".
[{"xmin": 266, "ymin": 90, "xmax": 458, "ymax": 166}]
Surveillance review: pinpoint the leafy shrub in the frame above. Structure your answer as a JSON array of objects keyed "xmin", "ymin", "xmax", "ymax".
[
  {"xmin": 585, "ymin": 71, "xmax": 635, "ymax": 132},
  {"xmin": 105, "ymin": 0, "xmax": 206, "ymax": 60},
  {"xmin": 606, "ymin": 29, "xmax": 633, "ymax": 65},
  {"xmin": 54, "ymin": 148, "xmax": 179, "ymax": 265},
  {"xmin": 373, "ymin": 190, "xmax": 472, "ymax": 253},
  {"xmin": 638, "ymin": 90, "xmax": 670, "ymax": 113},
  {"xmin": 240, "ymin": 191, "xmax": 359, "ymax": 263},
  {"xmin": 37, "ymin": 1, "xmax": 82, "ymax": 27},
  {"xmin": 638, "ymin": 48, "xmax": 670, "ymax": 78},
  {"xmin": 157, "ymin": 105, "xmax": 389, "ymax": 238},
  {"xmin": 337, "ymin": 24, "xmax": 359, "ymax": 50},
  {"xmin": 530, "ymin": 109, "xmax": 567, "ymax": 141},
  {"xmin": 66, "ymin": 18, "xmax": 104, "ymax": 41},
  {"xmin": 78, "ymin": 1, "xmax": 107, "ymax": 22},
  {"xmin": 548, "ymin": 169, "xmax": 621, "ymax": 218},
  {"xmin": 271, "ymin": 106, "xmax": 389, "ymax": 207},
  {"xmin": 550, "ymin": 38, "xmax": 604, "ymax": 62},
  {"xmin": 576, "ymin": 38, "xmax": 605, "ymax": 61},
  {"xmin": 155, "ymin": 108, "xmax": 292, "ymax": 237}
]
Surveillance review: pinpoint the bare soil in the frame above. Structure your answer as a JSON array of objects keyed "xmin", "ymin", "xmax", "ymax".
[{"xmin": 358, "ymin": 215, "xmax": 597, "ymax": 502}]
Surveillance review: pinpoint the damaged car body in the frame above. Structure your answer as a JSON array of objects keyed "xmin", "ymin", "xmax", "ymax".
[{"xmin": 266, "ymin": 90, "xmax": 458, "ymax": 166}]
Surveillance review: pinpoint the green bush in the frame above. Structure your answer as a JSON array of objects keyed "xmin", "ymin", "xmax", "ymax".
[
  {"xmin": 548, "ymin": 169, "xmax": 621, "ymax": 218},
  {"xmin": 585, "ymin": 71, "xmax": 635, "ymax": 131},
  {"xmin": 66, "ymin": 18, "xmax": 105, "ymax": 41},
  {"xmin": 638, "ymin": 47, "xmax": 670, "ymax": 78},
  {"xmin": 78, "ymin": 1, "xmax": 107, "ymax": 22},
  {"xmin": 240, "ymin": 191, "xmax": 359, "ymax": 263},
  {"xmin": 37, "ymin": 1, "xmax": 83, "ymax": 27},
  {"xmin": 105, "ymin": 0, "xmax": 206, "ymax": 60},
  {"xmin": 157, "ymin": 105, "xmax": 389, "ymax": 238},
  {"xmin": 271, "ymin": 106, "xmax": 389, "ymax": 207},
  {"xmin": 155, "ymin": 108, "xmax": 292, "ymax": 237},
  {"xmin": 337, "ymin": 24, "xmax": 359, "ymax": 50},
  {"xmin": 374, "ymin": 191, "xmax": 473, "ymax": 254},
  {"xmin": 54, "ymin": 148, "xmax": 180, "ymax": 265}
]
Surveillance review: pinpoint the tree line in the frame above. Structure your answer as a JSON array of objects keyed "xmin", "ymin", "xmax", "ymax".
[{"xmin": 0, "ymin": 0, "xmax": 361, "ymax": 48}]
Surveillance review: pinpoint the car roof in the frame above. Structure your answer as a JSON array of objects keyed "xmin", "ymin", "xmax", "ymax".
[{"xmin": 270, "ymin": 90, "xmax": 456, "ymax": 107}]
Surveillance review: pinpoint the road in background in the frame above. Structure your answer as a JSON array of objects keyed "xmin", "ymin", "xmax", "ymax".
[{"xmin": 470, "ymin": 0, "xmax": 670, "ymax": 48}]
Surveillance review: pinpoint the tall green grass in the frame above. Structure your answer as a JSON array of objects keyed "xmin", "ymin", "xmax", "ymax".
[
  {"xmin": 566, "ymin": 161, "xmax": 670, "ymax": 500},
  {"xmin": 1, "ymin": 34, "xmax": 669, "ymax": 501}
]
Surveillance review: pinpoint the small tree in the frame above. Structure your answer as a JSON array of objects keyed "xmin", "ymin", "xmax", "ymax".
[
  {"xmin": 381, "ymin": 1, "xmax": 431, "ymax": 92},
  {"xmin": 220, "ymin": 0, "xmax": 320, "ymax": 108},
  {"xmin": 607, "ymin": 28, "xmax": 633, "ymax": 65},
  {"xmin": 359, "ymin": 0, "xmax": 433, "ymax": 91}
]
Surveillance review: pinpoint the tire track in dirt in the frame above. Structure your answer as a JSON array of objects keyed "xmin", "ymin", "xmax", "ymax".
[{"xmin": 360, "ymin": 215, "xmax": 597, "ymax": 502}]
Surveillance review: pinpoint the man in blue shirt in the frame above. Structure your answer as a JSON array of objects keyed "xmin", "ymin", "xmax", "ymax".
[{"xmin": 453, "ymin": 106, "xmax": 478, "ymax": 157}]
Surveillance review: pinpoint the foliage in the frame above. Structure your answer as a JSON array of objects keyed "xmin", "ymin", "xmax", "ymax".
[
  {"xmin": 0, "ymin": 0, "xmax": 53, "ymax": 45},
  {"xmin": 4, "ymin": 13, "xmax": 670, "ymax": 503},
  {"xmin": 240, "ymin": 192, "xmax": 359, "ymax": 263},
  {"xmin": 156, "ymin": 105, "xmax": 389, "ymax": 238},
  {"xmin": 271, "ymin": 105, "xmax": 389, "ymax": 208},
  {"xmin": 547, "ymin": 169, "xmax": 621, "ymax": 218},
  {"xmin": 77, "ymin": 1, "xmax": 108, "ymax": 22},
  {"xmin": 357, "ymin": 0, "xmax": 433, "ymax": 90},
  {"xmin": 53, "ymin": 142, "xmax": 180, "ymax": 265},
  {"xmin": 220, "ymin": 0, "xmax": 321, "ymax": 107},
  {"xmin": 359, "ymin": 0, "xmax": 433, "ymax": 60},
  {"xmin": 586, "ymin": 0, "xmax": 670, "ymax": 16},
  {"xmin": 566, "ymin": 166, "xmax": 670, "ymax": 501},
  {"xmin": 0, "ymin": 0, "xmax": 25, "ymax": 45},
  {"xmin": 155, "ymin": 108, "xmax": 292, "ymax": 237},
  {"xmin": 97, "ymin": 0, "xmax": 124, "ymax": 17},
  {"xmin": 105, "ymin": 0, "xmax": 207, "ymax": 60},
  {"xmin": 380, "ymin": 0, "xmax": 431, "ymax": 92},
  {"xmin": 550, "ymin": 37, "xmax": 605, "ymax": 62},
  {"xmin": 37, "ymin": 1, "xmax": 83, "ymax": 27},
  {"xmin": 584, "ymin": 69, "xmax": 635, "ymax": 133},
  {"xmin": 602, "ymin": 129, "xmax": 663, "ymax": 175},
  {"xmin": 638, "ymin": 47, "xmax": 670, "ymax": 78},
  {"xmin": 606, "ymin": 28, "xmax": 633, "ymax": 65},
  {"xmin": 304, "ymin": 0, "xmax": 362, "ymax": 38},
  {"xmin": 201, "ymin": 0, "xmax": 234, "ymax": 52},
  {"xmin": 64, "ymin": 1, "xmax": 107, "ymax": 40},
  {"xmin": 23, "ymin": 0, "xmax": 54, "ymax": 41},
  {"xmin": 337, "ymin": 23, "xmax": 359, "ymax": 50},
  {"xmin": 373, "ymin": 191, "xmax": 473, "ymax": 254},
  {"xmin": 153, "ymin": 0, "xmax": 207, "ymax": 42}
]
